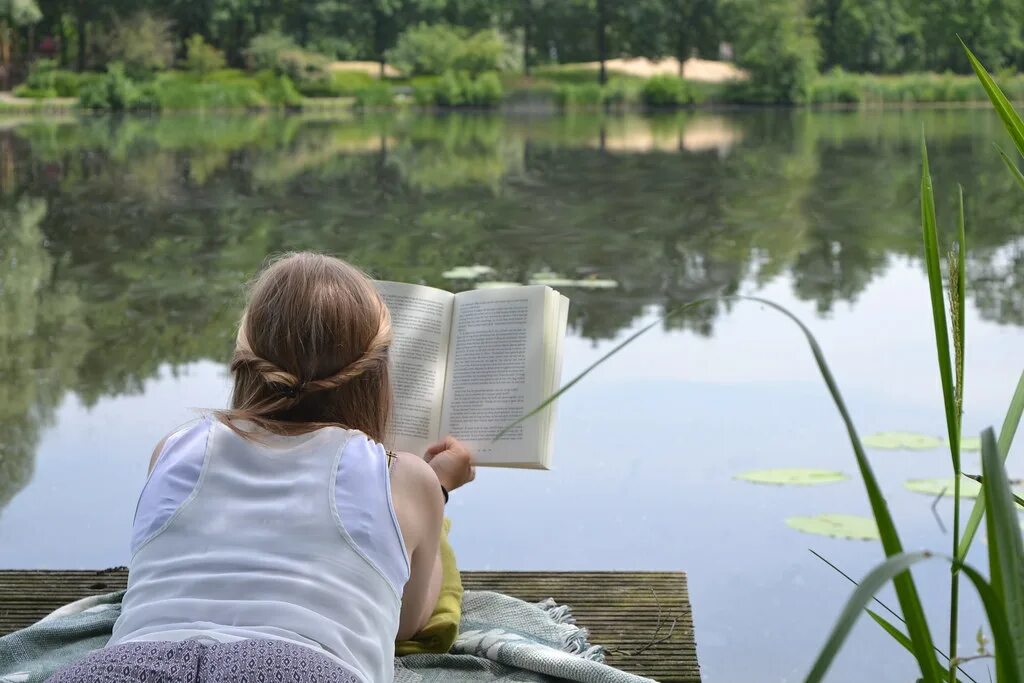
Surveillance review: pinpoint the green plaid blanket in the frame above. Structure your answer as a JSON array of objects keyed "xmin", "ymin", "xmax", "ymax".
[{"xmin": 0, "ymin": 590, "xmax": 653, "ymax": 683}]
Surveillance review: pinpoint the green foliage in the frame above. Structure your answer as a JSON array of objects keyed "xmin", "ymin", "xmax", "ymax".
[
  {"xmin": 297, "ymin": 71, "xmax": 375, "ymax": 97},
  {"xmin": 244, "ymin": 31, "xmax": 329, "ymax": 84},
  {"xmin": 807, "ymin": 71, "xmax": 1024, "ymax": 106},
  {"xmin": 78, "ymin": 63, "xmax": 156, "ymax": 112},
  {"xmin": 641, "ymin": 75, "xmax": 693, "ymax": 107},
  {"xmin": 79, "ymin": 66, "xmax": 302, "ymax": 112},
  {"xmin": 388, "ymin": 23, "xmax": 517, "ymax": 76},
  {"xmin": 728, "ymin": 0, "xmax": 821, "ymax": 104},
  {"xmin": 555, "ymin": 82, "xmax": 605, "ymax": 108},
  {"xmin": 420, "ymin": 70, "xmax": 503, "ymax": 107},
  {"xmin": 354, "ymin": 83, "xmax": 395, "ymax": 108},
  {"xmin": 0, "ymin": 0, "xmax": 40, "ymax": 26},
  {"xmin": 185, "ymin": 34, "xmax": 226, "ymax": 76},
  {"xmin": 95, "ymin": 11, "xmax": 175, "ymax": 78}
]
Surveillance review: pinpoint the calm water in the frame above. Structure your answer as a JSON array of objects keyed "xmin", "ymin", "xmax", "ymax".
[{"xmin": 1, "ymin": 109, "xmax": 1023, "ymax": 682}]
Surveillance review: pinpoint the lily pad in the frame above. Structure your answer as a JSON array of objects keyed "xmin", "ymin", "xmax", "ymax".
[
  {"xmin": 905, "ymin": 477, "xmax": 983, "ymax": 498},
  {"xmin": 961, "ymin": 436, "xmax": 982, "ymax": 452},
  {"xmin": 785, "ymin": 514, "xmax": 880, "ymax": 541},
  {"xmin": 862, "ymin": 432, "xmax": 943, "ymax": 451},
  {"xmin": 443, "ymin": 265, "xmax": 495, "ymax": 280},
  {"xmin": 735, "ymin": 468, "xmax": 848, "ymax": 486},
  {"xmin": 474, "ymin": 281, "xmax": 522, "ymax": 290},
  {"xmin": 905, "ymin": 476, "xmax": 1024, "ymax": 499}
]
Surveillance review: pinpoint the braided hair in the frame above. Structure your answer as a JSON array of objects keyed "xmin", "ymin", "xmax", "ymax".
[{"xmin": 217, "ymin": 253, "xmax": 393, "ymax": 443}]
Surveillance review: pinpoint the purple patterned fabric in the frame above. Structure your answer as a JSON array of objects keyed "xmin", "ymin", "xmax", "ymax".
[{"xmin": 46, "ymin": 639, "xmax": 363, "ymax": 683}]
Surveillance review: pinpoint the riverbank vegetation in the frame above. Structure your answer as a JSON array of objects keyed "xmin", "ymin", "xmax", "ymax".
[{"xmin": 0, "ymin": 0, "xmax": 1021, "ymax": 111}]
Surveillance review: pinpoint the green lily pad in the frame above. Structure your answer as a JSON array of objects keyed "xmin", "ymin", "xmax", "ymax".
[
  {"xmin": 862, "ymin": 432, "xmax": 944, "ymax": 451},
  {"xmin": 785, "ymin": 514, "xmax": 880, "ymax": 541},
  {"xmin": 905, "ymin": 476, "xmax": 1024, "ymax": 499},
  {"xmin": 443, "ymin": 265, "xmax": 495, "ymax": 280},
  {"xmin": 474, "ymin": 281, "xmax": 522, "ymax": 290},
  {"xmin": 905, "ymin": 477, "xmax": 983, "ymax": 498},
  {"xmin": 735, "ymin": 468, "xmax": 848, "ymax": 486},
  {"xmin": 961, "ymin": 436, "xmax": 982, "ymax": 452}
]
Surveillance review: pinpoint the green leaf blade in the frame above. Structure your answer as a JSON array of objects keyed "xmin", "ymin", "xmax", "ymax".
[
  {"xmin": 980, "ymin": 428, "xmax": 1024, "ymax": 678},
  {"xmin": 920, "ymin": 137, "xmax": 960, "ymax": 473},
  {"xmin": 958, "ymin": 370, "xmax": 1024, "ymax": 559}
]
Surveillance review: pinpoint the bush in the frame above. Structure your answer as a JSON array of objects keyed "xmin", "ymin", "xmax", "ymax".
[
  {"xmin": 641, "ymin": 75, "xmax": 692, "ymax": 107},
  {"xmin": 255, "ymin": 71, "xmax": 303, "ymax": 107},
  {"xmin": 354, "ymin": 82, "xmax": 395, "ymax": 108},
  {"xmin": 555, "ymin": 82, "xmax": 604, "ymax": 108},
  {"xmin": 78, "ymin": 63, "xmax": 156, "ymax": 112},
  {"xmin": 13, "ymin": 85, "xmax": 56, "ymax": 99},
  {"xmin": 297, "ymin": 70, "xmax": 375, "ymax": 97},
  {"xmin": 244, "ymin": 32, "xmax": 329, "ymax": 84},
  {"xmin": 185, "ymin": 34, "xmax": 226, "ymax": 76},
  {"xmin": 97, "ymin": 12, "xmax": 175, "ymax": 78},
  {"xmin": 388, "ymin": 23, "xmax": 517, "ymax": 76},
  {"xmin": 433, "ymin": 70, "xmax": 469, "ymax": 106},
  {"xmin": 467, "ymin": 71, "xmax": 503, "ymax": 106}
]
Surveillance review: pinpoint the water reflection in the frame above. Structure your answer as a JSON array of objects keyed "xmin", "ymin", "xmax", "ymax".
[{"xmin": 1, "ymin": 109, "xmax": 1023, "ymax": 514}]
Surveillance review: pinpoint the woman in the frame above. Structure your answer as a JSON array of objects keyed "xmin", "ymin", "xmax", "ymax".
[{"xmin": 49, "ymin": 253, "xmax": 475, "ymax": 683}]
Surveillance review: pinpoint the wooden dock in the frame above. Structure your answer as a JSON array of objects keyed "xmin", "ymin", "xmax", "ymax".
[{"xmin": 0, "ymin": 570, "xmax": 698, "ymax": 682}]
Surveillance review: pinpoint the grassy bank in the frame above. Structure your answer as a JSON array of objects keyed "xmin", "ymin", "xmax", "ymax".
[{"xmin": 8, "ymin": 64, "xmax": 1024, "ymax": 113}]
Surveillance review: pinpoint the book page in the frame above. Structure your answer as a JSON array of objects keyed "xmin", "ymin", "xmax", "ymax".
[
  {"xmin": 439, "ymin": 286, "xmax": 549, "ymax": 467},
  {"xmin": 375, "ymin": 281, "xmax": 453, "ymax": 455}
]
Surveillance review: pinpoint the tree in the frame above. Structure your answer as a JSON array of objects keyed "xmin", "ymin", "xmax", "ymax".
[
  {"xmin": 0, "ymin": 0, "xmax": 41, "ymax": 85},
  {"xmin": 811, "ymin": 0, "xmax": 921, "ymax": 72},
  {"xmin": 728, "ymin": 0, "xmax": 820, "ymax": 103}
]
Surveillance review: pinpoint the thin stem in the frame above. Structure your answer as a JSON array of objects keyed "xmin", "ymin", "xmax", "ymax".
[{"xmin": 949, "ymin": 473, "xmax": 962, "ymax": 683}]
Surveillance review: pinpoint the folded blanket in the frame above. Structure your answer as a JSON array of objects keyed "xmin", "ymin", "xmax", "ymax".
[{"xmin": 0, "ymin": 589, "xmax": 653, "ymax": 683}]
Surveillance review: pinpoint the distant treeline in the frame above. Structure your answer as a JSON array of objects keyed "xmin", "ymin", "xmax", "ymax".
[{"xmin": 1, "ymin": 1, "xmax": 1020, "ymax": 103}]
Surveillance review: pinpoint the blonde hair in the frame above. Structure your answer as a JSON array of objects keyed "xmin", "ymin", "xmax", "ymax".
[{"xmin": 218, "ymin": 252, "xmax": 392, "ymax": 442}]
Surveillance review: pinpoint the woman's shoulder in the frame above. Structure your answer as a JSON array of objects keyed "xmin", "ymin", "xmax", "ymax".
[{"xmin": 148, "ymin": 415, "xmax": 212, "ymax": 473}]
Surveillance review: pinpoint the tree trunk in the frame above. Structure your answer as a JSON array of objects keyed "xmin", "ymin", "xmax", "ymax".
[
  {"xmin": 1, "ymin": 22, "xmax": 10, "ymax": 90},
  {"xmin": 596, "ymin": 0, "xmax": 607, "ymax": 85},
  {"xmin": 58, "ymin": 16, "xmax": 68, "ymax": 67},
  {"xmin": 373, "ymin": 7, "xmax": 387, "ymax": 78},
  {"xmin": 522, "ymin": 0, "xmax": 531, "ymax": 75},
  {"xmin": 75, "ymin": 12, "xmax": 86, "ymax": 72}
]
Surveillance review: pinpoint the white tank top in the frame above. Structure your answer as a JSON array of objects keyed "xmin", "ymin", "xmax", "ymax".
[{"xmin": 111, "ymin": 417, "xmax": 410, "ymax": 683}]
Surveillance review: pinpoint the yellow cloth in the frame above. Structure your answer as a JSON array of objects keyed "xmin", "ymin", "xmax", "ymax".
[{"xmin": 395, "ymin": 518, "xmax": 463, "ymax": 655}]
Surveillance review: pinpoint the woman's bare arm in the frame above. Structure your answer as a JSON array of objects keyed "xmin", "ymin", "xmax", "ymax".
[{"xmin": 391, "ymin": 452, "xmax": 445, "ymax": 640}]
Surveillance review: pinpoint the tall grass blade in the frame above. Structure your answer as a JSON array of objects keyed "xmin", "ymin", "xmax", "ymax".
[
  {"xmin": 958, "ymin": 370, "xmax": 1024, "ymax": 559},
  {"xmin": 920, "ymin": 139, "xmax": 960, "ymax": 471},
  {"xmin": 807, "ymin": 550, "xmax": 1017, "ymax": 683},
  {"xmin": 997, "ymin": 147, "xmax": 1024, "ymax": 192},
  {"xmin": 867, "ymin": 610, "xmax": 974, "ymax": 683},
  {"xmin": 957, "ymin": 563, "xmax": 1022, "ymax": 683},
  {"xmin": 962, "ymin": 39, "xmax": 1024, "ymax": 158},
  {"xmin": 980, "ymin": 428, "xmax": 1024, "ymax": 678},
  {"xmin": 806, "ymin": 552, "xmax": 933, "ymax": 682}
]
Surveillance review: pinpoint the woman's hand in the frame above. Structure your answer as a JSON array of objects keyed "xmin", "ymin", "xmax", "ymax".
[{"xmin": 423, "ymin": 436, "xmax": 476, "ymax": 492}]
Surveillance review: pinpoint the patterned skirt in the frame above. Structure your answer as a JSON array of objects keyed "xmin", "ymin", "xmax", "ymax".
[{"xmin": 46, "ymin": 638, "xmax": 363, "ymax": 683}]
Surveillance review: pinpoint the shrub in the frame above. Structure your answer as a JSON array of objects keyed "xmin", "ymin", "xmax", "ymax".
[
  {"xmin": 97, "ymin": 12, "xmax": 175, "ymax": 78},
  {"xmin": 185, "ymin": 34, "xmax": 226, "ymax": 76},
  {"xmin": 466, "ymin": 71, "xmax": 503, "ymax": 106},
  {"xmin": 457, "ymin": 29, "xmax": 520, "ymax": 75},
  {"xmin": 297, "ymin": 71, "xmax": 375, "ymax": 97},
  {"xmin": 244, "ymin": 32, "xmax": 329, "ymax": 84},
  {"xmin": 78, "ymin": 63, "xmax": 155, "ymax": 112},
  {"xmin": 641, "ymin": 75, "xmax": 692, "ymax": 107},
  {"xmin": 433, "ymin": 70, "xmax": 468, "ymax": 106},
  {"xmin": 555, "ymin": 82, "xmax": 604, "ymax": 108},
  {"xmin": 13, "ymin": 85, "xmax": 55, "ymax": 99},
  {"xmin": 354, "ymin": 82, "xmax": 394, "ymax": 108},
  {"xmin": 388, "ymin": 23, "xmax": 516, "ymax": 76},
  {"xmin": 255, "ymin": 71, "xmax": 303, "ymax": 107}
]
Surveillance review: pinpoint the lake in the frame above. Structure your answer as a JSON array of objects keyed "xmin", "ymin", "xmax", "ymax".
[{"xmin": 1, "ymin": 108, "xmax": 1022, "ymax": 682}]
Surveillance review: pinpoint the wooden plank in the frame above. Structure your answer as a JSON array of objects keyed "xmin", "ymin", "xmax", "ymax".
[{"xmin": 0, "ymin": 569, "xmax": 699, "ymax": 682}]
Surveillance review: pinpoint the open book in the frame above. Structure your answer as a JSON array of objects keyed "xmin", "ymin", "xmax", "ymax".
[{"xmin": 376, "ymin": 282, "xmax": 569, "ymax": 469}]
